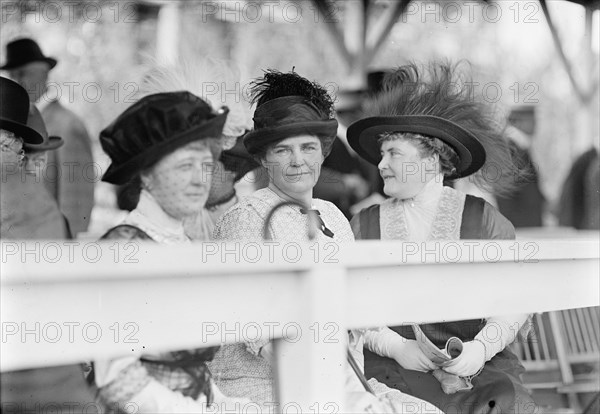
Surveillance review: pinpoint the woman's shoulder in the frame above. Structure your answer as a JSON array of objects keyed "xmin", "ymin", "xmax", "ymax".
[
  {"xmin": 100, "ymin": 224, "xmax": 154, "ymax": 241},
  {"xmin": 313, "ymin": 198, "xmax": 353, "ymax": 223},
  {"xmin": 312, "ymin": 198, "xmax": 355, "ymax": 242},
  {"xmin": 219, "ymin": 189, "xmax": 273, "ymax": 220},
  {"xmin": 213, "ymin": 191, "xmax": 272, "ymax": 240},
  {"xmin": 460, "ymin": 193, "xmax": 516, "ymax": 240}
]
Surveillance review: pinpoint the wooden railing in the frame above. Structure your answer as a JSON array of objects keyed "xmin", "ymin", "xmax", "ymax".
[{"xmin": 1, "ymin": 239, "xmax": 599, "ymax": 411}]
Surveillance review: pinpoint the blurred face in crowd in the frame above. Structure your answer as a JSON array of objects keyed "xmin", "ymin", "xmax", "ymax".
[
  {"xmin": 141, "ymin": 140, "xmax": 214, "ymax": 221},
  {"xmin": 378, "ymin": 137, "xmax": 439, "ymax": 200},
  {"xmin": 8, "ymin": 61, "xmax": 51, "ymax": 103},
  {"xmin": 23, "ymin": 151, "xmax": 48, "ymax": 178},
  {"xmin": 263, "ymin": 135, "xmax": 324, "ymax": 200},
  {"xmin": 1, "ymin": 129, "xmax": 25, "ymax": 170}
]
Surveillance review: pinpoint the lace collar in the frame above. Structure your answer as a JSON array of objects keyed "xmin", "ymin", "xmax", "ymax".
[{"xmin": 123, "ymin": 190, "xmax": 190, "ymax": 245}]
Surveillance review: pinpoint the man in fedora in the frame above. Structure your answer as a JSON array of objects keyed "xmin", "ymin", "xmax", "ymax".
[{"xmin": 2, "ymin": 37, "xmax": 94, "ymax": 237}]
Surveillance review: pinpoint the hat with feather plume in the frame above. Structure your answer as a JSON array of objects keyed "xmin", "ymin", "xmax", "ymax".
[
  {"xmin": 244, "ymin": 69, "xmax": 338, "ymax": 156},
  {"xmin": 100, "ymin": 56, "xmax": 251, "ymax": 185},
  {"xmin": 136, "ymin": 56, "xmax": 252, "ymax": 150},
  {"xmin": 348, "ymin": 62, "xmax": 512, "ymax": 181}
]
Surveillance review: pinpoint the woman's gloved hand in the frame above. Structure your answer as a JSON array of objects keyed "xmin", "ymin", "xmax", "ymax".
[
  {"xmin": 391, "ymin": 339, "xmax": 438, "ymax": 372},
  {"xmin": 364, "ymin": 328, "xmax": 436, "ymax": 373},
  {"xmin": 442, "ymin": 340, "xmax": 486, "ymax": 377}
]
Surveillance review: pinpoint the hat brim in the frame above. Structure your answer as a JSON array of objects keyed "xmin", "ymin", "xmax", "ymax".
[
  {"xmin": 0, "ymin": 57, "xmax": 57, "ymax": 71},
  {"xmin": 0, "ymin": 119, "xmax": 44, "ymax": 145},
  {"xmin": 243, "ymin": 120, "xmax": 338, "ymax": 156},
  {"xmin": 102, "ymin": 111, "xmax": 228, "ymax": 185},
  {"xmin": 25, "ymin": 136, "xmax": 64, "ymax": 152},
  {"xmin": 347, "ymin": 115, "xmax": 486, "ymax": 178}
]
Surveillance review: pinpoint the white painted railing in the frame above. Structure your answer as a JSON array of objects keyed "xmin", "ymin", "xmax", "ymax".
[{"xmin": 1, "ymin": 238, "xmax": 598, "ymax": 411}]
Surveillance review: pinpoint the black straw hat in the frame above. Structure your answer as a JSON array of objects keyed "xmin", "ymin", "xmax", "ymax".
[
  {"xmin": 100, "ymin": 91, "xmax": 228, "ymax": 185},
  {"xmin": 347, "ymin": 115, "xmax": 486, "ymax": 178},
  {"xmin": 1, "ymin": 38, "xmax": 57, "ymax": 70},
  {"xmin": 0, "ymin": 77, "xmax": 43, "ymax": 144},
  {"xmin": 244, "ymin": 96, "xmax": 338, "ymax": 156}
]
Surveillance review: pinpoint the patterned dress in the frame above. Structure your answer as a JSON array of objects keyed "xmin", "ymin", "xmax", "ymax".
[{"xmin": 210, "ymin": 187, "xmax": 443, "ymax": 413}]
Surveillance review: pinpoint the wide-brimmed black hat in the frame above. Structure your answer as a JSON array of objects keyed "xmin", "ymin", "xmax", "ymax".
[
  {"xmin": 0, "ymin": 77, "xmax": 43, "ymax": 144},
  {"xmin": 1, "ymin": 38, "xmax": 57, "ymax": 70},
  {"xmin": 24, "ymin": 105, "xmax": 63, "ymax": 152},
  {"xmin": 244, "ymin": 95, "xmax": 338, "ymax": 156},
  {"xmin": 243, "ymin": 70, "xmax": 338, "ymax": 157},
  {"xmin": 100, "ymin": 91, "xmax": 228, "ymax": 185},
  {"xmin": 347, "ymin": 115, "xmax": 486, "ymax": 178}
]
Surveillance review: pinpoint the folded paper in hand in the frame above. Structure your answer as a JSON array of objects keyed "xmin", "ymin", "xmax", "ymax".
[{"xmin": 411, "ymin": 324, "xmax": 475, "ymax": 394}]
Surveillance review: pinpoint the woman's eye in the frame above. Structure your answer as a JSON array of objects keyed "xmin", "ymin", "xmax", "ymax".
[
  {"xmin": 275, "ymin": 148, "xmax": 290, "ymax": 155},
  {"xmin": 303, "ymin": 146, "xmax": 317, "ymax": 152}
]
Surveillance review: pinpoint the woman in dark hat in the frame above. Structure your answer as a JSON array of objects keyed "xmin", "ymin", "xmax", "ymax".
[
  {"xmin": 93, "ymin": 89, "xmax": 247, "ymax": 412},
  {"xmin": 209, "ymin": 70, "xmax": 441, "ymax": 413},
  {"xmin": 348, "ymin": 63, "xmax": 535, "ymax": 414},
  {"xmin": 209, "ymin": 69, "xmax": 354, "ymax": 408},
  {"xmin": 212, "ymin": 69, "xmax": 353, "ymax": 243}
]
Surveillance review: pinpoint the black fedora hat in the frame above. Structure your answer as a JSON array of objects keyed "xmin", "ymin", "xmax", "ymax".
[
  {"xmin": 0, "ymin": 77, "xmax": 44, "ymax": 144},
  {"xmin": 24, "ymin": 105, "xmax": 63, "ymax": 152},
  {"xmin": 347, "ymin": 115, "xmax": 486, "ymax": 179},
  {"xmin": 243, "ymin": 96, "xmax": 338, "ymax": 156},
  {"xmin": 0, "ymin": 38, "xmax": 57, "ymax": 70},
  {"xmin": 100, "ymin": 91, "xmax": 228, "ymax": 185}
]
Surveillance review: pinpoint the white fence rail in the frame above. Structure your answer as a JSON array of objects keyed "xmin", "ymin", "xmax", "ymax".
[{"xmin": 1, "ymin": 239, "xmax": 599, "ymax": 410}]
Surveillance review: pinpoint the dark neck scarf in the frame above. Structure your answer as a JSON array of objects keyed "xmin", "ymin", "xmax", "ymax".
[{"xmin": 299, "ymin": 208, "xmax": 334, "ymax": 238}]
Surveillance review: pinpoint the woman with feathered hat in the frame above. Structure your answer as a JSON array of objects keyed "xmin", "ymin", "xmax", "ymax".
[
  {"xmin": 112, "ymin": 56, "xmax": 256, "ymax": 240},
  {"xmin": 210, "ymin": 70, "xmax": 443, "ymax": 413},
  {"xmin": 347, "ymin": 62, "xmax": 535, "ymax": 413},
  {"xmin": 92, "ymin": 60, "xmax": 251, "ymax": 411}
]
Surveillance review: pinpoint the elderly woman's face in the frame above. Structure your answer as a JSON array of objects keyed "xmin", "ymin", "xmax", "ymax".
[
  {"xmin": 142, "ymin": 140, "xmax": 214, "ymax": 220},
  {"xmin": 378, "ymin": 138, "xmax": 437, "ymax": 200},
  {"xmin": 263, "ymin": 135, "xmax": 324, "ymax": 196}
]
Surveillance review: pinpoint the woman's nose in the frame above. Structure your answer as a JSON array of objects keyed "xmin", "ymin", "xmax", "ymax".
[
  {"xmin": 378, "ymin": 154, "xmax": 388, "ymax": 170},
  {"xmin": 289, "ymin": 149, "xmax": 303, "ymax": 166}
]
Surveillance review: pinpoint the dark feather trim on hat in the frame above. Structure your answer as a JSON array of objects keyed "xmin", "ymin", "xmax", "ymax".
[
  {"xmin": 366, "ymin": 61, "xmax": 524, "ymax": 195},
  {"xmin": 250, "ymin": 69, "xmax": 335, "ymax": 118}
]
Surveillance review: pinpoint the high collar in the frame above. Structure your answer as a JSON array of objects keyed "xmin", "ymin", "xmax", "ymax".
[
  {"xmin": 124, "ymin": 190, "xmax": 189, "ymax": 244},
  {"xmin": 399, "ymin": 174, "xmax": 445, "ymax": 208}
]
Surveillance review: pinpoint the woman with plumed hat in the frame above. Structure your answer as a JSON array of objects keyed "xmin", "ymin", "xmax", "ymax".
[
  {"xmin": 210, "ymin": 70, "xmax": 442, "ymax": 413},
  {"xmin": 93, "ymin": 87, "xmax": 248, "ymax": 411},
  {"xmin": 347, "ymin": 62, "xmax": 536, "ymax": 414},
  {"xmin": 112, "ymin": 56, "xmax": 257, "ymax": 241}
]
